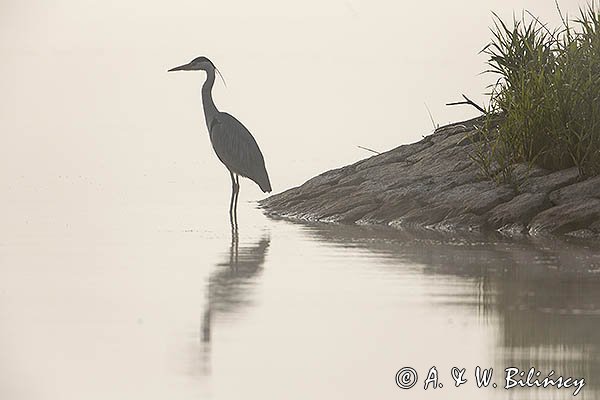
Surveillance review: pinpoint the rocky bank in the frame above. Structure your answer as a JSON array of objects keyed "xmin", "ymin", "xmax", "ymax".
[{"xmin": 260, "ymin": 116, "xmax": 600, "ymax": 238}]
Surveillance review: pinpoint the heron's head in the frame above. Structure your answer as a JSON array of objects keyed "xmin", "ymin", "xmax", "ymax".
[{"xmin": 168, "ymin": 56, "xmax": 215, "ymax": 72}]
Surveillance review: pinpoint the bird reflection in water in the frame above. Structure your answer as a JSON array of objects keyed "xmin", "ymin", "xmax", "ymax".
[{"xmin": 200, "ymin": 219, "xmax": 270, "ymax": 375}]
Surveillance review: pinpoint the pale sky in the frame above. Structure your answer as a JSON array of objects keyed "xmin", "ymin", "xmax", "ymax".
[{"xmin": 0, "ymin": 0, "xmax": 587, "ymax": 210}]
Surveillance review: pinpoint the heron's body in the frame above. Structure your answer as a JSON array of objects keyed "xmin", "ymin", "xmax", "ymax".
[
  {"xmin": 208, "ymin": 112, "xmax": 271, "ymax": 192},
  {"xmin": 169, "ymin": 56, "xmax": 271, "ymax": 221}
]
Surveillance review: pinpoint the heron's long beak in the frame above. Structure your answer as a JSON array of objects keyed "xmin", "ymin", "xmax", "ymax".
[{"xmin": 168, "ymin": 63, "xmax": 191, "ymax": 72}]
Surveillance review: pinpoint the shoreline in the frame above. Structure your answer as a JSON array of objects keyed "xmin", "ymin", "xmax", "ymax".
[{"xmin": 260, "ymin": 116, "xmax": 600, "ymax": 238}]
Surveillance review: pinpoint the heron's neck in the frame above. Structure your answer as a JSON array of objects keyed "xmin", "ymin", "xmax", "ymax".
[{"xmin": 201, "ymin": 68, "xmax": 219, "ymax": 123}]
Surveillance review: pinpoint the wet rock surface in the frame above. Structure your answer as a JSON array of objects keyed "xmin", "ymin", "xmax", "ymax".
[{"xmin": 260, "ymin": 116, "xmax": 600, "ymax": 237}]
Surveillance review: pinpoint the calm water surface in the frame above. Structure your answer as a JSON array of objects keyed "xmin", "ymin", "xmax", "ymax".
[{"xmin": 1, "ymin": 191, "xmax": 599, "ymax": 400}]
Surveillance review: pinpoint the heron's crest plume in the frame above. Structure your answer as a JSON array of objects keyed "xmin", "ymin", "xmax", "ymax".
[{"xmin": 215, "ymin": 66, "xmax": 227, "ymax": 88}]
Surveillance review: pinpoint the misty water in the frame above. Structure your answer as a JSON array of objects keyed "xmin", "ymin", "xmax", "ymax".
[{"xmin": 2, "ymin": 189, "xmax": 600, "ymax": 400}]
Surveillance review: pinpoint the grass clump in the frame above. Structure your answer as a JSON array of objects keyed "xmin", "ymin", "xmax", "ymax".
[{"xmin": 478, "ymin": 2, "xmax": 600, "ymax": 182}]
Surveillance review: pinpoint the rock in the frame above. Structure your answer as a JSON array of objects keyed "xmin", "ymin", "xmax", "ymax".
[
  {"xmin": 429, "ymin": 181, "xmax": 515, "ymax": 214},
  {"xmin": 331, "ymin": 203, "xmax": 381, "ymax": 223},
  {"xmin": 430, "ymin": 213, "xmax": 486, "ymax": 232},
  {"xmin": 529, "ymin": 199, "xmax": 600, "ymax": 235},
  {"xmin": 520, "ymin": 167, "xmax": 580, "ymax": 194},
  {"xmin": 389, "ymin": 205, "xmax": 452, "ymax": 228},
  {"xmin": 512, "ymin": 163, "xmax": 549, "ymax": 181},
  {"xmin": 549, "ymin": 175, "xmax": 600, "ymax": 204},
  {"xmin": 486, "ymin": 193, "xmax": 550, "ymax": 228},
  {"xmin": 355, "ymin": 141, "xmax": 430, "ymax": 171},
  {"xmin": 260, "ymin": 116, "xmax": 600, "ymax": 238}
]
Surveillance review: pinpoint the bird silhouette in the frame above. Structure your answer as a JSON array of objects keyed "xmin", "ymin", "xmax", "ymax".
[{"xmin": 169, "ymin": 56, "xmax": 271, "ymax": 224}]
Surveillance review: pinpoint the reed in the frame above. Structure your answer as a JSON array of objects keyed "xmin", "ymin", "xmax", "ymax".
[{"xmin": 477, "ymin": 2, "xmax": 600, "ymax": 182}]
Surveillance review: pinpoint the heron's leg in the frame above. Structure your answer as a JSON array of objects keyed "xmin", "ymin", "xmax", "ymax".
[
  {"xmin": 229, "ymin": 171, "xmax": 236, "ymax": 219},
  {"xmin": 233, "ymin": 174, "xmax": 240, "ymax": 221},
  {"xmin": 231, "ymin": 220, "xmax": 239, "ymax": 265}
]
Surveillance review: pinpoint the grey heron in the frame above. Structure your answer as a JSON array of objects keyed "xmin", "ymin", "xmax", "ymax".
[{"xmin": 168, "ymin": 56, "xmax": 272, "ymax": 223}]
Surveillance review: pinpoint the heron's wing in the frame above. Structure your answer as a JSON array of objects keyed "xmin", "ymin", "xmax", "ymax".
[{"xmin": 209, "ymin": 112, "xmax": 272, "ymax": 192}]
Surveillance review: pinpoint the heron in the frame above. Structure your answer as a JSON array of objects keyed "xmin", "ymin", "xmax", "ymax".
[{"xmin": 168, "ymin": 56, "xmax": 272, "ymax": 224}]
